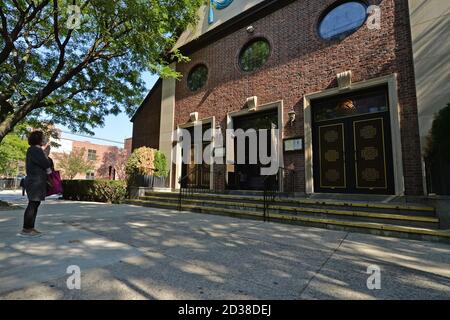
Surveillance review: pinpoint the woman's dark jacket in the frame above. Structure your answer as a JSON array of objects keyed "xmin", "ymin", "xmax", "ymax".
[{"xmin": 24, "ymin": 146, "xmax": 51, "ymax": 201}]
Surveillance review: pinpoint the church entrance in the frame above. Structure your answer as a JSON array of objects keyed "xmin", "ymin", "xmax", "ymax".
[
  {"xmin": 311, "ymin": 86, "xmax": 395, "ymax": 194},
  {"xmin": 227, "ymin": 109, "xmax": 279, "ymax": 191}
]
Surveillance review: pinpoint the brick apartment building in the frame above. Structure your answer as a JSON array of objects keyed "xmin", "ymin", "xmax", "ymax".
[
  {"xmin": 131, "ymin": 0, "xmax": 449, "ymax": 196},
  {"xmin": 50, "ymin": 137, "xmax": 129, "ymax": 180}
]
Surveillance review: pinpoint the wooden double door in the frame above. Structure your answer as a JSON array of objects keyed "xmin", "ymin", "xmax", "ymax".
[
  {"xmin": 313, "ymin": 88, "xmax": 395, "ymax": 194},
  {"xmin": 312, "ymin": 87, "xmax": 395, "ymax": 194}
]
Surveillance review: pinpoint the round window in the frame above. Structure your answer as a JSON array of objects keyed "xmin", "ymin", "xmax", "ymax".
[
  {"xmin": 239, "ymin": 39, "xmax": 271, "ymax": 72},
  {"xmin": 187, "ymin": 64, "xmax": 208, "ymax": 91},
  {"xmin": 318, "ymin": 1, "xmax": 367, "ymax": 40}
]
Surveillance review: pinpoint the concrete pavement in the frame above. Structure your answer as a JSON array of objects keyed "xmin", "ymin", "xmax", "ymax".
[{"xmin": 0, "ymin": 190, "xmax": 449, "ymax": 299}]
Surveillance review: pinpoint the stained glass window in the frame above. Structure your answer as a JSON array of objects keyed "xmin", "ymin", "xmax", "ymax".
[
  {"xmin": 187, "ymin": 64, "xmax": 208, "ymax": 91},
  {"xmin": 239, "ymin": 39, "xmax": 271, "ymax": 72}
]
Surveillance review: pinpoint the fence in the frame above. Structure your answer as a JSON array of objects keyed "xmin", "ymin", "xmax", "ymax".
[{"xmin": 0, "ymin": 178, "xmax": 22, "ymax": 190}]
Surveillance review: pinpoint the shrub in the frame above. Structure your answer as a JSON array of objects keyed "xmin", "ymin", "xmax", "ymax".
[
  {"xmin": 153, "ymin": 150, "xmax": 168, "ymax": 177},
  {"xmin": 425, "ymin": 104, "xmax": 450, "ymax": 161},
  {"xmin": 62, "ymin": 180, "xmax": 127, "ymax": 203},
  {"xmin": 125, "ymin": 147, "xmax": 168, "ymax": 187},
  {"xmin": 125, "ymin": 147, "xmax": 155, "ymax": 176}
]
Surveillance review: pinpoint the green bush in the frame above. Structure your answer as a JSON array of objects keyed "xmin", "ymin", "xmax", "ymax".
[
  {"xmin": 154, "ymin": 150, "xmax": 168, "ymax": 177},
  {"xmin": 425, "ymin": 104, "xmax": 450, "ymax": 161},
  {"xmin": 62, "ymin": 180, "xmax": 127, "ymax": 203}
]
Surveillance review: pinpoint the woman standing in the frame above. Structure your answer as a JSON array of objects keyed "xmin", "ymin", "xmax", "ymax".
[{"xmin": 20, "ymin": 131, "xmax": 52, "ymax": 237}]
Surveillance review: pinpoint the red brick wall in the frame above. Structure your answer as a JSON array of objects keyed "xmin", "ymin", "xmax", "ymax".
[
  {"xmin": 132, "ymin": 81, "xmax": 162, "ymax": 151},
  {"xmin": 173, "ymin": 0, "xmax": 423, "ymax": 195},
  {"xmin": 51, "ymin": 140, "xmax": 122, "ymax": 180}
]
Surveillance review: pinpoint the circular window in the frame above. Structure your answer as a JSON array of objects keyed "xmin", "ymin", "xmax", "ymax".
[
  {"xmin": 187, "ymin": 64, "xmax": 208, "ymax": 91},
  {"xmin": 319, "ymin": 1, "xmax": 367, "ymax": 40},
  {"xmin": 239, "ymin": 39, "xmax": 271, "ymax": 72}
]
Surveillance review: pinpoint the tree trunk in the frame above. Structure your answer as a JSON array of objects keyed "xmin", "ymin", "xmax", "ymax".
[
  {"xmin": 0, "ymin": 101, "xmax": 36, "ymax": 143},
  {"xmin": 0, "ymin": 115, "xmax": 19, "ymax": 143}
]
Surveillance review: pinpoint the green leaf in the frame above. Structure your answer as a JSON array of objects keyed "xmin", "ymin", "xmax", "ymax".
[{"xmin": 0, "ymin": 0, "xmax": 203, "ymax": 140}]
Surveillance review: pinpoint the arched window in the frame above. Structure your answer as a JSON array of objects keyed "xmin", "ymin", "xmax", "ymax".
[
  {"xmin": 318, "ymin": 1, "xmax": 367, "ymax": 40},
  {"xmin": 187, "ymin": 64, "xmax": 208, "ymax": 91},
  {"xmin": 238, "ymin": 38, "xmax": 271, "ymax": 72}
]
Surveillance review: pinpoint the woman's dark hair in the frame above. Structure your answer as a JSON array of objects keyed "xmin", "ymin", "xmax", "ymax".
[{"xmin": 28, "ymin": 130, "xmax": 46, "ymax": 146}]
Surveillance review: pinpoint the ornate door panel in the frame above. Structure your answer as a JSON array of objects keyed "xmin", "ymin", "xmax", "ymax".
[
  {"xmin": 313, "ymin": 116, "xmax": 394, "ymax": 194},
  {"xmin": 353, "ymin": 118, "xmax": 388, "ymax": 191},
  {"xmin": 318, "ymin": 124, "xmax": 346, "ymax": 189},
  {"xmin": 312, "ymin": 86, "xmax": 394, "ymax": 195}
]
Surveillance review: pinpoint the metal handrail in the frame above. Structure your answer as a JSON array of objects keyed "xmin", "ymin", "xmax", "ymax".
[
  {"xmin": 178, "ymin": 166, "xmax": 197, "ymax": 211},
  {"xmin": 178, "ymin": 165, "xmax": 212, "ymax": 211},
  {"xmin": 263, "ymin": 167, "xmax": 297, "ymax": 221},
  {"xmin": 179, "ymin": 165, "xmax": 296, "ymax": 216}
]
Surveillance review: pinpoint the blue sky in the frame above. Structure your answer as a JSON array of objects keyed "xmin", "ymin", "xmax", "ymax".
[{"xmin": 59, "ymin": 72, "xmax": 159, "ymax": 147}]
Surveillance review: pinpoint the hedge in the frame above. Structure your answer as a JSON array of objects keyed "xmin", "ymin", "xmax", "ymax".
[{"xmin": 62, "ymin": 180, "xmax": 127, "ymax": 203}]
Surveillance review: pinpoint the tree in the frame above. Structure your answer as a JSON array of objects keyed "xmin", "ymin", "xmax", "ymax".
[
  {"xmin": 0, "ymin": 0, "xmax": 202, "ymax": 142},
  {"xmin": 54, "ymin": 147, "xmax": 94, "ymax": 179},
  {"xmin": 0, "ymin": 131, "xmax": 28, "ymax": 176},
  {"xmin": 97, "ymin": 147, "xmax": 128, "ymax": 180}
]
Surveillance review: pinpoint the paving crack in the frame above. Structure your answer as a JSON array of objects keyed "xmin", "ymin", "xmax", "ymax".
[{"xmin": 298, "ymin": 232, "xmax": 349, "ymax": 298}]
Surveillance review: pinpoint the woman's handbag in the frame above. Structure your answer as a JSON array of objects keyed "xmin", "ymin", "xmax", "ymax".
[{"xmin": 46, "ymin": 171, "xmax": 63, "ymax": 196}]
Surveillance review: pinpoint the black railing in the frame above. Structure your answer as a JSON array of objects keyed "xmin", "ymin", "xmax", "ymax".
[
  {"xmin": 0, "ymin": 178, "xmax": 22, "ymax": 190},
  {"xmin": 178, "ymin": 166, "xmax": 212, "ymax": 211},
  {"xmin": 178, "ymin": 165, "xmax": 296, "ymax": 219},
  {"xmin": 263, "ymin": 167, "xmax": 296, "ymax": 221},
  {"xmin": 263, "ymin": 175, "xmax": 277, "ymax": 221}
]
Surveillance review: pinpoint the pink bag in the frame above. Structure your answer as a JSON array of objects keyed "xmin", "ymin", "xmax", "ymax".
[{"xmin": 47, "ymin": 171, "xmax": 63, "ymax": 196}]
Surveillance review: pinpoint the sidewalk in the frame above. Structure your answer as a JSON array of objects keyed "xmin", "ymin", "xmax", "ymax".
[{"xmin": 0, "ymin": 192, "xmax": 449, "ymax": 299}]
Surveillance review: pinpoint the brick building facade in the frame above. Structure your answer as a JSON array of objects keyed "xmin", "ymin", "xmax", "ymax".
[
  {"xmin": 131, "ymin": 79, "xmax": 162, "ymax": 151},
  {"xmin": 50, "ymin": 138, "xmax": 127, "ymax": 180},
  {"xmin": 132, "ymin": 0, "xmax": 432, "ymax": 196}
]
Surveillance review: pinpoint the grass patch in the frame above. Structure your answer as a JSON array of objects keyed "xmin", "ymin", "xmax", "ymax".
[
  {"xmin": 0, "ymin": 200, "xmax": 10, "ymax": 207},
  {"xmin": 0, "ymin": 200, "xmax": 21, "ymax": 210}
]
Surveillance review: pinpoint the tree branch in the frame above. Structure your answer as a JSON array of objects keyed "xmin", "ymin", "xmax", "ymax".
[
  {"xmin": 39, "ymin": 85, "xmax": 106, "ymax": 108},
  {"xmin": 0, "ymin": 0, "xmax": 50, "ymax": 65},
  {"xmin": 11, "ymin": 0, "xmax": 27, "ymax": 14},
  {"xmin": 53, "ymin": 0, "xmax": 61, "ymax": 47}
]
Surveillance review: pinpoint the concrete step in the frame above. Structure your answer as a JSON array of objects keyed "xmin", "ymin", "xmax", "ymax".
[
  {"xmin": 126, "ymin": 199, "xmax": 450, "ymax": 243},
  {"xmin": 143, "ymin": 191, "xmax": 436, "ymax": 216},
  {"xmin": 138, "ymin": 195, "xmax": 439, "ymax": 229}
]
